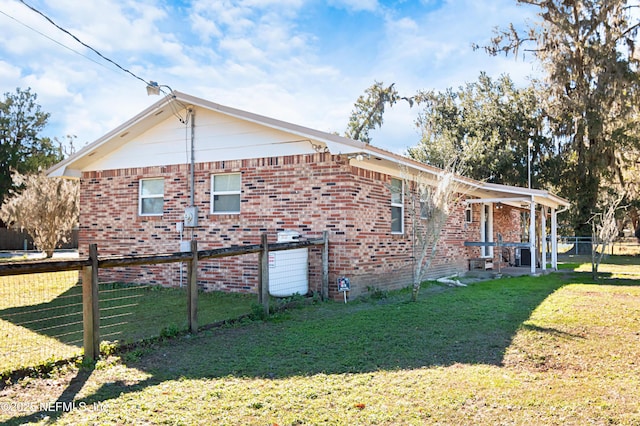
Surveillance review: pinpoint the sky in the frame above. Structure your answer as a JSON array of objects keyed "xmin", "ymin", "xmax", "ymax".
[{"xmin": 0, "ymin": 0, "xmax": 539, "ymax": 155}]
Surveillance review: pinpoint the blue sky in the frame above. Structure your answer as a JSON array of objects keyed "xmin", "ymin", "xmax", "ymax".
[{"xmin": 0, "ymin": 0, "xmax": 538, "ymax": 154}]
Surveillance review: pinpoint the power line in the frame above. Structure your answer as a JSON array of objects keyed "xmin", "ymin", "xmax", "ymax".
[
  {"xmin": 0, "ymin": 8, "xmax": 118, "ymax": 75},
  {"xmin": 18, "ymin": 0, "xmax": 152, "ymax": 86}
]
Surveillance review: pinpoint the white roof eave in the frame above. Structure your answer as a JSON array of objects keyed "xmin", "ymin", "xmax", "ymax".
[{"xmin": 474, "ymin": 182, "xmax": 571, "ymax": 210}]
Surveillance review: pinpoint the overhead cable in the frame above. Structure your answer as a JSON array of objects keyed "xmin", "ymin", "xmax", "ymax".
[
  {"xmin": 0, "ymin": 8, "xmax": 117, "ymax": 74},
  {"xmin": 18, "ymin": 0, "xmax": 152, "ymax": 86}
]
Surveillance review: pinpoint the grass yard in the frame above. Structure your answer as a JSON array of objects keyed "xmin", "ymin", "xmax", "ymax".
[
  {"xmin": 1, "ymin": 257, "xmax": 639, "ymax": 425},
  {"xmin": 0, "ymin": 273, "xmax": 255, "ymax": 376}
]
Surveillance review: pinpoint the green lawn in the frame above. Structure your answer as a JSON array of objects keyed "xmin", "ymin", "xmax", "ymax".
[
  {"xmin": 0, "ymin": 273, "xmax": 255, "ymax": 376},
  {"xmin": 1, "ymin": 257, "xmax": 639, "ymax": 425}
]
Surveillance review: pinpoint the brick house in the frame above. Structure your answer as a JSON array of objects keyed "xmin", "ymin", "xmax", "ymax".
[{"xmin": 48, "ymin": 92, "xmax": 570, "ymax": 299}]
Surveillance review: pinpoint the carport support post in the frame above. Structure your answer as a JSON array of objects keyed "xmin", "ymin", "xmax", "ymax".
[
  {"xmin": 551, "ymin": 208, "xmax": 558, "ymax": 270},
  {"xmin": 187, "ymin": 240, "xmax": 198, "ymax": 334},
  {"xmin": 82, "ymin": 244, "xmax": 100, "ymax": 362},
  {"xmin": 529, "ymin": 200, "xmax": 536, "ymax": 274},
  {"xmin": 259, "ymin": 233, "xmax": 269, "ymax": 316},
  {"xmin": 541, "ymin": 205, "xmax": 547, "ymax": 271}
]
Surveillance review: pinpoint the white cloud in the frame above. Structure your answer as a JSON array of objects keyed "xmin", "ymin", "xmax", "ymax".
[
  {"xmin": 328, "ymin": 0, "xmax": 379, "ymax": 13},
  {"xmin": 0, "ymin": 60, "xmax": 21, "ymax": 84},
  {"xmin": 43, "ymin": 0, "xmax": 168, "ymax": 53},
  {"xmin": 189, "ymin": 12, "xmax": 222, "ymax": 42},
  {"xmin": 0, "ymin": 0, "xmax": 542, "ymax": 155}
]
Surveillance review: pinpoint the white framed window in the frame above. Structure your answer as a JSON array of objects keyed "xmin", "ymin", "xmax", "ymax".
[
  {"xmin": 391, "ymin": 178, "xmax": 404, "ymax": 234},
  {"xmin": 139, "ymin": 178, "xmax": 164, "ymax": 216},
  {"xmin": 211, "ymin": 173, "xmax": 241, "ymax": 214}
]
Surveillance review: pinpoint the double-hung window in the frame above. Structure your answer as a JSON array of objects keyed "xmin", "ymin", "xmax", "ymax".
[
  {"xmin": 139, "ymin": 178, "xmax": 164, "ymax": 216},
  {"xmin": 211, "ymin": 173, "xmax": 241, "ymax": 214},
  {"xmin": 391, "ymin": 178, "xmax": 404, "ymax": 234}
]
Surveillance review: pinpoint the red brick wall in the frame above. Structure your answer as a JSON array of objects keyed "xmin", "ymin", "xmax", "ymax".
[
  {"xmin": 79, "ymin": 154, "xmax": 520, "ymax": 299},
  {"xmin": 493, "ymin": 205, "xmax": 523, "ymax": 267}
]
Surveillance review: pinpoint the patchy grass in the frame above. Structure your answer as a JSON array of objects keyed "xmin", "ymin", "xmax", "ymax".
[{"xmin": 1, "ymin": 257, "xmax": 639, "ymax": 425}]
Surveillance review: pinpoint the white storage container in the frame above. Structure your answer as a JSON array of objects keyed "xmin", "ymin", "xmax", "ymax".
[{"xmin": 269, "ymin": 231, "xmax": 309, "ymax": 297}]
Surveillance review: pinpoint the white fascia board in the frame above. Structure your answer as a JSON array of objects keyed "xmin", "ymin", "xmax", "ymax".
[
  {"xmin": 480, "ymin": 182, "xmax": 570, "ymax": 209},
  {"xmin": 465, "ymin": 197, "xmax": 531, "ymax": 204}
]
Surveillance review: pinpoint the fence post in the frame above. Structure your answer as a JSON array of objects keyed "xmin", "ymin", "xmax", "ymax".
[
  {"xmin": 259, "ymin": 233, "xmax": 269, "ymax": 316},
  {"xmin": 187, "ymin": 240, "xmax": 198, "ymax": 334},
  {"xmin": 82, "ymin": 244, "xmax": 100, "ymax": 362},
  {"xmin": 322, "ymin": 230, "xmax": 329, "ymax": 301}
]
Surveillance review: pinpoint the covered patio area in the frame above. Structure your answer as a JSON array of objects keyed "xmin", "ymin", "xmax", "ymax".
[{"xmin": 464, "ymin": 183, "xmax": 571, "ymax": 276}]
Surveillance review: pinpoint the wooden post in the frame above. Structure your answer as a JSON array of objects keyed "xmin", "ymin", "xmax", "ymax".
[
  {"xmin": 258, "ymin": 236, "xmax": 264, "ymax": 305},
  {"xmin": 187, "ymin": 240, "xmax": 198, "ymax": 334},
  {"xmin": 259, "ymin": 233, "xmax": 269, "ymax": 316},
  {"xmin": 82, "ymin": 244, "xmax": 100, "ymax": 362},
  {"xmin": 322, "ymin": 230, "xmax": 329, "ymax": 301}
]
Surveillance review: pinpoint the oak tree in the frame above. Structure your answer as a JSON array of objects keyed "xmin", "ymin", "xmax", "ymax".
[
  {"xmin": 0, "ymin": 88, "xmax": 61, "ymax": 207},
  {"xmin": 408, "ymin": 72, "xmax": 549, "ymax": 188},
  {"xmin": 482, "ymin": 0, "xmax": 640, "ymax": 235}
]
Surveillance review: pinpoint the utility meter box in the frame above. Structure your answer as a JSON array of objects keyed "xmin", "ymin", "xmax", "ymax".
[{"xmin": 183, "ymin": 206, "xmax": 198, "ymax": 227}]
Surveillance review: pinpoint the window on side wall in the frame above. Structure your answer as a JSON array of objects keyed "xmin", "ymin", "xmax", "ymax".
[
  {"xmin": 139, "ymin": 178, "xmax": 164, "ymax": 216},
  {"xmin": 211, "ymin": 173, "xmax": 241, "ymax": 214},
  {"xmin": 391, "ymin": 178, "xmax": 404, "ymax": 234},
  {"xmin": 465, "ymin": 206, "xmax": 472, "ymax": 223}
]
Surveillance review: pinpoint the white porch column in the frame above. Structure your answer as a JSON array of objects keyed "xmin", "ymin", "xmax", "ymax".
[
  {"xmin": 529, "ymin": 200, "xmax": 536, "ymax": 274},
  {"xmin": 551, "ymin": 208, "xmax": 558, "ymax": 270},
  {"xmin": 541, "ymin": 205, "xmax": 547, "ymax": 271}
]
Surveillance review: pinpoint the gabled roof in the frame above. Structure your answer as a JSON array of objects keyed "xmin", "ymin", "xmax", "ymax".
[
  {"xmin": 47, "ymin": 91, "xmax": 369, "ymax": 178},
  {"xmin": 47, "ymin": 91, "xmax": 569, "ymax": 210}
]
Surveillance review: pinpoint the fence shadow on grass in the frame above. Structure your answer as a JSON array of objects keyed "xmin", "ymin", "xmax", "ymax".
[
  {"xmin": 0, "ymin": 284, "xmax": 84, "ymax": 348},
  {"xmin": 0, "ymin": 282, "xmax": 256, "ymax": 377},
  {"xmin": 0, "ymin": 285, "xmax": 84, "ymax": 375},
  {"xmin": 0, "ymin": 283, "xmax": 175, "ymax": 375}
]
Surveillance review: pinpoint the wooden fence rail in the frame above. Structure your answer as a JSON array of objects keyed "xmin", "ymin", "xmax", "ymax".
[{"xmin": 0, "ymin": 233, "xmax": 329, "ymax": 362}]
